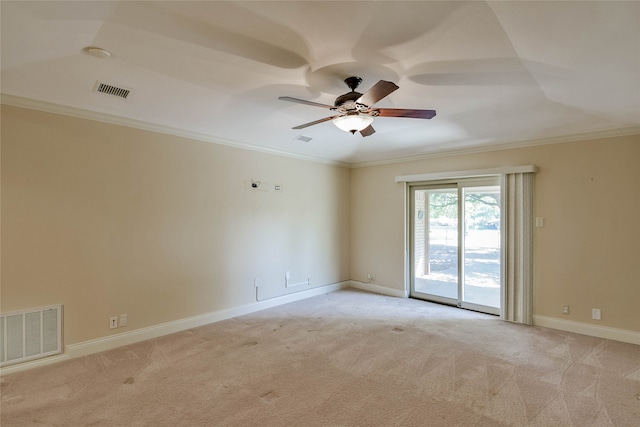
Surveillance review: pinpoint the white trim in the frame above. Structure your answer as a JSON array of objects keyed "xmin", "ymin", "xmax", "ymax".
[
  {"xmin": 534, "ymin": 315, "xmax": 640, "ymax": 345},
  {"xmin": 4, "ymin": 94, "xmax": 638, "ymax": 170},
  {"xmin": 349, "ymin": 281, "xmax": 408, "ymax": 298},
  {"xmin": 0, "ymin": 353, "xmax": 70, "ymax": 376},
  {"xmin": 0, "ymin": 94, "xmax": 349, "ymax": 168},
  {"xmin": 353, "ymin": 127, "xmax": 640, "ymax": 168},
  {"xmin": 395, "ymin": 165, "xmax": 538, "ymax": 183},
  {"xmin": 0, "ymin": 282, "xmax": 349, "ymax": 376}
]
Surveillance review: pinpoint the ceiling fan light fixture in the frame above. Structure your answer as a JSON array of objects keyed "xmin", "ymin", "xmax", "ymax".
[{"xmin": 333, "ymin": 113, "xmax": 373, "ymax": 134}]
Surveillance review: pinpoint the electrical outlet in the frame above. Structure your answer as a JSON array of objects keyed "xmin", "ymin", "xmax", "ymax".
[
  {"xmin": 592, "ymin": 308, "xmax": 601, "ymax": 320},
  {"xmin": 119, "ymin": 314, "xmax": 128, "ymax": 327},
  {"xmin": 110, "ymin": 316, "xmax": 118, "ymax": 329},
  {"xmin": 367, "ymin": 273, "xmax": 376, "ymax": 281},
  {"xmin": 562, "ymin": 305, "xmax": 569, "ymax": 315}
]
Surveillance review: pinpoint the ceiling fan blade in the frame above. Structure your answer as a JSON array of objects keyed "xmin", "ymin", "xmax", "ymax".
[
  {"xmin": 376, "ymin": 108, "xmax": 436, "ymax": 119},
  {"xmin": 356, "ymin": 80, "xmax": 399, "ymax": 107},
  {"xmin": 291, "ymin": 115, "xmax": 340, "ymax": 129},
  {"xmin": 360, "ymin": 125, "xmax": 375, "ymax": 137},
  {"xmin": 279, "ymin": 96, "xmax": 334, "ymax": 109}
]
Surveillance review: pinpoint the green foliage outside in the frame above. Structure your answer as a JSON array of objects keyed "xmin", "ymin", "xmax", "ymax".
[{"xmin": 429, "ymin": 191, "xmax": 500, "ymax": 229}]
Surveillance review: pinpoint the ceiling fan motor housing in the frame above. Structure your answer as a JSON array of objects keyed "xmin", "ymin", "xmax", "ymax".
[
  {"xmin": 335, "ymin": 77, "xmax": 369, "ymax": 112},
  {"xmin": 334, "ymin": 76, "xmax": 367, "ymax": 111},
  {"xmin": 334, "ymin": 91, "xmax": 363, "ymax": 108}
]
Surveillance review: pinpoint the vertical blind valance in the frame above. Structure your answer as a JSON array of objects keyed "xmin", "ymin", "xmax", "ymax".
[{"xmin": 395, "ymin": 165, "xmax": 537, "ymax": 183}]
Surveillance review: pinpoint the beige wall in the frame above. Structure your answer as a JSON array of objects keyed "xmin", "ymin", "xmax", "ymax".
[
  {"xmin": 2, "ymin": 104, "xmax": 639, "ymax": 348},
  {"xmin": 1, "ymin": 106, "xmax": 351, "ymax": 345},
  {"xmin": 351, "ymin": 135, "xmax": 640, "ymax": 332}
]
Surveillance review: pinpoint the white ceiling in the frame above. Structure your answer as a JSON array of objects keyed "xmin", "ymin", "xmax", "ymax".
[{"xmin": 2, "ymin": 1, "xmax": 639, "ymax": 165}]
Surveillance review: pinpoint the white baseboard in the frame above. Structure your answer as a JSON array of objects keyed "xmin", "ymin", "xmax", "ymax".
[
  {"xmin": 534, "ymin": 315, "xmax": 640, "ymax": 345},
  {"xmin": 0, "ymin": 282, "xmax": 349, "ymax": 376},
  {"xmin": 10, "ymin": 284, "xmax": 634, "ymax": 376},
  {"xmin": 349, "ymin": 281, "xmax": 408, "ymax": 298}
]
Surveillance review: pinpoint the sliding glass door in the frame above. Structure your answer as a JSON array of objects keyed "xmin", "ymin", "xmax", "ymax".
[{"xmin": 410, "ymin": 178, "xmax": 501, "ymax": 315}]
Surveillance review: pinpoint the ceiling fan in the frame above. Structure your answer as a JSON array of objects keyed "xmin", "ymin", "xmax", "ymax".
[{"xmin": 279, "ymin": 76, "xmax": 436, "ymax": 137}]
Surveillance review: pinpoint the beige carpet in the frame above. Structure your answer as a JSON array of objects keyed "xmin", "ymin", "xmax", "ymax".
[{"xmin": 2, "ymin": 289, "xmax": 639, "ymax": 426}]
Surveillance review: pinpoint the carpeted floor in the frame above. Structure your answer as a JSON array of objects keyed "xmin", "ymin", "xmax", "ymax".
[{"xmin": 2, "ymin": 289, "xmax": 639, "ymax": 426}]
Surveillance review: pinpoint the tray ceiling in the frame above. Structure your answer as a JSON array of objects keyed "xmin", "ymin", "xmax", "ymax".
[{"xmin": 2, "ymin": 1, "xmax": 638, "ymax": 164}]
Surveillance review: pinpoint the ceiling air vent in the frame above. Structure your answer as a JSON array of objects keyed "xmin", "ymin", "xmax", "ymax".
[
  {"xmin": 294, "ymin": 134, "xmax": 313, "ymax": 143},
  {"xmin": 94, "ymin": 81, "xmax": 132, "ymax": 99}
]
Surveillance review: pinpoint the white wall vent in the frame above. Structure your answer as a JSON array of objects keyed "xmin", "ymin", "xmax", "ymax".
[
  {"xmin": 294, "ymin": 134, "xmax": 313, "ymax": 143},
  {"xmin": 94, "ymin": 81, "xmax": 132, "ymax": 99},
  {"xmin": 1, "ymin": 305, "xmax": 63, "ymax": 367}
]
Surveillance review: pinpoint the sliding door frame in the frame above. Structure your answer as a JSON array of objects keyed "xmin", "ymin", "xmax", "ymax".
[
  {"xmin": 399, "ymin": 165, "xmax": 537, "ymax": 324},
  {"xmin": 407, "ymin": 176, "xmax": 502, "ymax": 315}
]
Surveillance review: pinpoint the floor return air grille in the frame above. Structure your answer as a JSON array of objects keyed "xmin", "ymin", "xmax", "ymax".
[{"xmin": 1, "ymin": 305, "xmax": 63, "ymax": 367}]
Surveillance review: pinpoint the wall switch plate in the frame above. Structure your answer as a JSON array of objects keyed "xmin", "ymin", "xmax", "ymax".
[
  {"xmin": 110, "ymin": 316, "xmax": 118, "ymax": 329},
  {"xmin": 535, "ymin": 217, "xmax": 544, "ymax": 227},
  {"xmin": 119, "ymin": 314, "xmax": 128, "ymax": 327},
  {"xmin": 592, "ymin": 308, "xmax": 601, "ymax": 320}
]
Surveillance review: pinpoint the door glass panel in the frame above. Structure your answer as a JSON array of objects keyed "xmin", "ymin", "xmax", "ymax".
[
  {"xmin": 410, "ymin": 178, "xmax": 501, "ymax": 315},
  {"xmin": 462, "ymin": 186, "xmax": 501, "ymax": 308},
  {"xmin": 413, "ymin": 189, "xmax": 458, "ymax": 300}
]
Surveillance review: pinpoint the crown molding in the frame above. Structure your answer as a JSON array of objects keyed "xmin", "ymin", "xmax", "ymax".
[
  {"xmin": 0, "ymin": 94, "xmax": 350, "ymax": 168},
  {"xmin": 3, "ymin": 94, "xmax": 637, "ymax": 170},
  {"xmin": 350, "ymin": 126, "xmax": 640, "ymax": 168}
]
